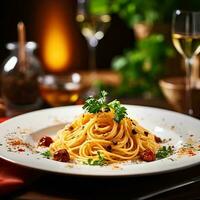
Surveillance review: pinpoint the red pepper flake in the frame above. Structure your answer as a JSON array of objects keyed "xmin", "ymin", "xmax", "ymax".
[
  {"xmin": 106, "ymin": 145, "xmax": 112, "ymax": 152},
  {"xmin": 154, "ymin": 136, "xmax": 162, "ymax": 143},
  {"xmin": 188, "ymin": 149, "xmax": 196, "ymax": 156},
  {"xmin": 18, "ymin": 148, "xmax": 25, "ymax": 152},
  {"xmin": 68, "ymin": 126, "xmax": 74, "ymax": 131},
  {"xmin": 144, "ymin": 131, "xmax": 149, "ymax": 136},
  {"xmin": 132, "ymin": 129, "xmax": 137, "ymax": 135},
  {"xmin": 177, "ymin": 145, "xmax": 198, "ymax": 157},
  {"xmin": 7, "ymin": 137, "xmax": 35, "ymax": 153},
  {"xmin": 8, "ymin": 139, "xmax": 23, "ymax": 146}
]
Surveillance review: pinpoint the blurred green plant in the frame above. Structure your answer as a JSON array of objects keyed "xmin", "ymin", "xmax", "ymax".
[
  {"xmin": 88, "ymin": 0, "xmax": 200, "ymax": 26},
  {"xmin": 85, "ymin": 0, "xmax": 181, "ymax": 98},
  {"xmin": 89, "ymin": 0, "xmax": 110, "ymax": 15},
  {"xmin": 110, "ymin": 0, "xmax": 159, "ymax": 27},
  {"xmin": 112, "ymin": 34, "xmax": 174, "ymax": 97},
  {"xmin": 88, "ymin": 0, "xmax": 160, "ymax": 27}
]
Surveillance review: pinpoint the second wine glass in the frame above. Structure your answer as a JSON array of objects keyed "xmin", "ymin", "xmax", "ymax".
[
  {"xmin": 76, "ymin": 0, "xmax": 111, "ymax": 95},
  {"xmin": 172, "ymin": 10, "xmax": 200, "ymax": 115}
]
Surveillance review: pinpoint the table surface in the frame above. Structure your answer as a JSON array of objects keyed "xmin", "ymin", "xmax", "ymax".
[{"xmin": 2, "ymin": 98, "xmax": 200, "ymax": 200}]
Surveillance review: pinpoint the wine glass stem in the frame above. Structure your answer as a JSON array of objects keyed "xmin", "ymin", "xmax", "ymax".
[
  {"xmin": 185, "ymin": 58, "xmax": 193, "ymax": 115},
  {"xmin": 86, "ymin": 38, "xmax": 99, "ymax": 96},
  {"xmin": 89, "ymin": 45, "xmax": 96, "ymax": 71}
]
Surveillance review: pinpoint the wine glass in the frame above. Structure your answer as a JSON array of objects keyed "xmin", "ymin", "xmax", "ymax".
[
  {"xmin": 76, "ymin": 0, "xmax": 111, "ymax": 95},
  {"xmin": 172, "ymin": 10, "xmax": 200, "ymax": 115}
]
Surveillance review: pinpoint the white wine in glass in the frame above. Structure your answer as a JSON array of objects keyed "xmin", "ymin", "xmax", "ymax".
[
  {"xmin": 76, "ymin": 14, "xmax": 111, "ymax": 48},
  {"xmin": 76, "ymin": 0, "xmax": 111, "ymax": 96},
  {"xmin": 76, "ymin": 0, "xmax": 111, "ymax": 69},
  {"xmin": 172, "ymin": 34, "xmax": 200, "ymax": 58},
  {"xmin": 172, "ymin": 10, "xmax": 200, "ymax": 115}
]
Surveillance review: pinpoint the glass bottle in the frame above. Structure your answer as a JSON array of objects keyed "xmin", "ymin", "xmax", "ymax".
[{"xmin": 1, "ymin": 41, "xmax": 42, "ymax": 116}]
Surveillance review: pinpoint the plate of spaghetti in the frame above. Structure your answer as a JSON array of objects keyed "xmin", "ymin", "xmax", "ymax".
[{"xmin": 0, "ymin": 91, "xmax": 200, "ymax": 176}]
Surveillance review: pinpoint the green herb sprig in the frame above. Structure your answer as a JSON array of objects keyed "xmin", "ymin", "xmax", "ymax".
[
  {"xmin": 108, "ymin": 100, "xmax": 127, "ymax": 122},
  {"xmin": 41, "ymin": 150, "xmax": 51, "ymax": 159},
  {"xmin": 83, "ymin": 90, "xmax": 127, "ymax": 122},
  {"xmin": 84, "ymin": 151, "xmax": 105, "ymax": 166},
  {"xmin": 156, "ymin": 146, "xmax": 174, "ymax": 159},
  {"xmin": 83, "ymin": 90, "xmax": 108, "ymax": 113}
]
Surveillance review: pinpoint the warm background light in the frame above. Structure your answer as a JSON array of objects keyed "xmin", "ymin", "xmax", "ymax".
[
  {"xmin": 43, "ymin": 18, "xmax": 70, "ymax": 72},
  {"xmin": 38, "ymin": 1, "xmax": 72, "ymax": 73}
]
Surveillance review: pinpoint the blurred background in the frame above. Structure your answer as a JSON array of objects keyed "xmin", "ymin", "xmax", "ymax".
[{"xmin": 0, "ymin": 0, "xmax": 200, "ymax": 116}]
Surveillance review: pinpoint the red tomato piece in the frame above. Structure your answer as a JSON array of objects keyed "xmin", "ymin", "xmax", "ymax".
[{"xmin": 140, "ymin": 149, "xmax": 156, "ymax": 162}]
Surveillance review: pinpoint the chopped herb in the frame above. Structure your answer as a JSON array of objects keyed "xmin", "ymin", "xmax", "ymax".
[
  {"xmin": 98, "ymin": 90, "xmax": 108, "ymax": 105},
  {"xmin": 170, "ymin": 126, "xmax": 175, "ymax": 130},
  {"xmin": 108, "ymin": 100, "xmax": 127, "ymax": 123},
  {"xmin": 8, "ymin": 148, "xmax": 12, "ymax": 152},
  {"xmin": 84, "ymin": 151, "xmax": 106, "ymax": 166},
  {"xmin": 82, "ymin": 90, "xmax": 127, "ymax": 123},
  {"xmin": 162, "ymin": 138, "xmax": 172, "ymax": 143},
  {"xmin": 182, "ymin": 143, "xmax": 194, "ymax": 149},
  {"xmin": 190, "ymin": 134, "xmax": 194, "ymax": 137},
  {"xmin": 41, "ymin": 150, "xmax": 51, "ymax": 159},
  {"xmin": 156, "ymin": 146, "xmax": 174, "ymax": 159},
  {"xmin": 0, "ymin": 143, "xmax": 2, "ymax": 146},
  {"xmin": 83, "ymin": 90, "xmax": 108, "ymax": 114}
]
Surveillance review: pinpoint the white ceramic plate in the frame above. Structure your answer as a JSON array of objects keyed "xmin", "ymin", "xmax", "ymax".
[{"xmin": 0, "ymin": 105, "xmax": 200, "ymax": 177}]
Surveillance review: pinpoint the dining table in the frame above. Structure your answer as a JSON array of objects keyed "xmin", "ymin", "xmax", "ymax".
[{"xmin": 1, "ymin": 97, "xmax": 200, "ymax": 200}]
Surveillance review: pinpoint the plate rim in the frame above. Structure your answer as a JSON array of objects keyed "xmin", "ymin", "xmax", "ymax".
[
  {"xmin": 1, "ymin": 152, "xmax": 200, "ymax": 177},
  {"xmin": 0, "ymin": 105, "xmax": 200, "ymax": 177}
]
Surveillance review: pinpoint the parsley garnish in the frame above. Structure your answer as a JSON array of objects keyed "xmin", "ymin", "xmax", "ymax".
[
  {"xmin": 83, "ymin": 90, "xmax": 127, "ymax": 122},
  {"xmin": 83, "ymin": 90, "xmax": 108, "ymax": 113},
  {"xmin": 41, "ymin": 150, "xmax": 51, "ymax": 159},
  {"xmin": 108, "ymin": 100, "xmax": 127, "ymax": 122},
  {"xmin": 156, "ymin": 146, "xmax": 174, "ymax": 159},
  {"xmin": 84, "ymin": 151, "xmax": 105, "ymax": 166}
]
